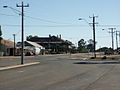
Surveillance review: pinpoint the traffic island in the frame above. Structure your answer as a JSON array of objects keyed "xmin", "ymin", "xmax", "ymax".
[{"xmin": 74, "ymin": 61, "xmax": 120, "ymax": 64}]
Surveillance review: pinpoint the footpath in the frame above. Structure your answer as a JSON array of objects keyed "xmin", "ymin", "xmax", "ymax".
[
  {"xmin": 0, "ymin": 62, "xmax": 40, "ymax": 71},
  {"xmin": 0, "ymin": 56, "xmax": 41, "ymax": 71},
  {"xmin": 0, "ymin": 54, "xmax": 68, "ymax": 70}
]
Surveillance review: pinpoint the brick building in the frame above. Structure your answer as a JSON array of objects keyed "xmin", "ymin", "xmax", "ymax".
[{"xmin": 0, "ymin": 39, "xmax": 15, "ymax": 56}]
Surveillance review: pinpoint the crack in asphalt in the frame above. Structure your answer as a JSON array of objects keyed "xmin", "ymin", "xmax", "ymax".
[
  {"xmin": 41, "ymin": 70, "xmax": 91, "ymax": 90},
  {"xmin": 83, "ymin": 65, "xmax": 116, "ymax": 90}
]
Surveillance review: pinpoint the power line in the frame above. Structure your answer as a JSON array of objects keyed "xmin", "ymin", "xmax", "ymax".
[
  {"xmin": 25, "ymin": 15, "xmax": 72, "ymax": 24},
  {"xmin": 2, "ymin": 10, "xmax": 120, "ymax": 27},
  {"xmin": 98, "ymin": 25, "xmax": 120, "ymax": 27},
  {"xmin": 2, "ymin": 6, "xmax": 120, "ymax": 26},
  {"xmin": 17, "ymin": 1, "xmax": 29, "ymax": 64},
  {"xmin": 2, "ymin": 24, "xmax": 120, "ymax": 27},
  {"xmin": 89, "ymin": 14, "xmax": 98, "ymax": 58},
  {"xmin": 1, "ymin": 24, "xmax": 87, "ymax": 27},
  {"xmin": 0, "ymin": 13, "xmax": 18, "ymax": 17}
]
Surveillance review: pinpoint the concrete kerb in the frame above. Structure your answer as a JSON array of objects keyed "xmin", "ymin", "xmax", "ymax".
[
  {"xmin": 0, "ymin": 54, "xmax": 64, "ymax": 60},
  {"xmin": 0, "ymin": 56, "xmax": 35, "ymax": 60},
  {"xmin": 0, "ymin": 62, "xmax": 40, "ymax": 71}
]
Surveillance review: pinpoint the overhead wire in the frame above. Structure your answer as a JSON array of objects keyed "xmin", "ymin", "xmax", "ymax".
[
  {"xmin": 2, "ymin": 6, "xmax": 120, "ymax": 46},
  {"xmin": 0, "ymin": 13, "xmax": 18, "ymax": 17},
  {"xmin": 1, "ymin": 6, "xmax": 120, "ymax": 27},
  {"xmin": 1, "ymin": 13, "xmax": 120, "ymax": 28},
  {"xmin": 24, "ymin": 15, "xmax": 71, "ymax": 24},
  {"xmin": 2, "ymin": 24, "xmax": 120, "ymax": 27},
  {"xmin": 1, "ymin": 10, "xmax": 120, "ymax": 27}
]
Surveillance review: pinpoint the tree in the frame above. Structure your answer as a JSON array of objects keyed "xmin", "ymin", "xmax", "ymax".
[
  {"xmin": 26, "ymin": 35, "xmax": 33, "ymax": 40},
  {"xmin": 26, "ymin": 35, "xmax": 39, "ymax": 41},
  {"xmin": 78, "ymin": 39, "xmax": 86, "ymax": 48},
  {"xmin": 78, "ymin": 39, "xmax": 87, "ymax": 53},
  {"xmin": 97, "ymin": 47, "xmax": 114, "ymax": 55},
  {"xmin": 88, "ymin": 39, "xmax": 94, "ymax": 45},
  {"xmin": 87, "ymin": 39, "xmax": 97, "ymax": 52}
]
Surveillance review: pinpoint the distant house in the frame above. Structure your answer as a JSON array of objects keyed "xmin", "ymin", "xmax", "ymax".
[
  {"xmin": 16, "ymin": 41, "xmax": 45, "ymax": 55},
  {"xmin": 27, "ymin": 35, "xmax": 73, "ymax": 53},
  {"xmin": 0, "ymin": 39, "xmax": 15, "ymax": 56}
]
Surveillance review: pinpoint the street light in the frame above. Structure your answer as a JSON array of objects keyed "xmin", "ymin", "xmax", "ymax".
[
  {"xmin": 78, "ymin": 18, "xmax": 82, "ymax": 20},
  {"xmin": 3, "ymin": 6, "xmax": 8, "ymax": 8},
  {"xmin": 78, "ymin": 16, "xmax": 98, "ymax": 58},
  {"xmin": 3, "ymin": 3, "xmax": 29, "ymax": 64},
  {"xmin": 78, "ymin": 18, "xmax": 90, "ymax": 25},
  {"xmin": 3, "ymin": 6, "xmax": 21, "ymax": 14}
]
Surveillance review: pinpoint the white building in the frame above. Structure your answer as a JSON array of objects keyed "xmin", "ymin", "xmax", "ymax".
[{"xmin": 16, "ymin": 41, "xmax": 45, "ymax": 55}]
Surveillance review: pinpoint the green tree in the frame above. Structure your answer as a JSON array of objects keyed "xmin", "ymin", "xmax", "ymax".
[
  {"xmin": 87, "ymin": 39, "xmax": 97, "ymax": 52},
  {"xmin": 78, "ymin": 39, "xmax": 86, "ymax": 48},
  {"xmin": 26, "ymin": 35, "xmax": 39, "ymax": 41},
  {"xmin": 26, "ymin": 35, "xmax": 33, "ymax": 40},
  {"xmin": 78, "ymin": 39, "xmax": 87, "ymax": 53},
  {"xmin": 88, "ymin": 39, "xmax": 94, "ymax": 45}
]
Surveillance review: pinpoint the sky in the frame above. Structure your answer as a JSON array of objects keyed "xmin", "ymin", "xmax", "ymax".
[{"xmin": 0, "ymin": 0, "xmax": 120, "ymax": 49}]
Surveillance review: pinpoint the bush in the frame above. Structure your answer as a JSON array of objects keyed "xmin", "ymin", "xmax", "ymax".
[
  {"xmin": 90, "ymin": 57, "xmax": 96, "ymax": 59},
  {"xmin": 102, "ymin": 56, "xmax": 107, "ymax": 59}
]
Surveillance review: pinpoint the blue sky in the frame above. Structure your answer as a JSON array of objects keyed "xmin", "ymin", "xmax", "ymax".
[{"xmin": 0, "ymin": 0, "xmax": 120, "ymax": 49}]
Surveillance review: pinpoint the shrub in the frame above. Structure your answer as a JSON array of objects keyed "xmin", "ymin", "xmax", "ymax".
[{"xmin": 102, "ymin": 56, "xmax": 107, "ymax": 59}]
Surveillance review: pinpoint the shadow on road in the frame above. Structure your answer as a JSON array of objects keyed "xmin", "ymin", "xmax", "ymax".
[{"xmin": 74, "ymin": 61, "xmax": 120, "ymax": 64}]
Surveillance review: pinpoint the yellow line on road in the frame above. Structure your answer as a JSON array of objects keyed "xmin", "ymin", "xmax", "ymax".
[{"xmin": 0, "ymin": 62, "xmax": 40, "ymax": 71}]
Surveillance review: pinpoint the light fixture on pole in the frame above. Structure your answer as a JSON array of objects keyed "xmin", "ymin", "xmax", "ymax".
[
  {"xmin": 78, "ymin": 15, "xmax": 98, "ymax": 58},
  {"xmin": 3, "ymin": 2, "xmax": 29, "ymax": 64},
  {"xmin": 16, "ymin": 2, "xmax": 29, "ymax": 64}
]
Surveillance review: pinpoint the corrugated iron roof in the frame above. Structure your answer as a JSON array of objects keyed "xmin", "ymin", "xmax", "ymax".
[
  {"xmin": 1, "ymin": 39, "xmax": 15, "ymax": 47},
  {"xmin": 26, "ymin": 41, "xmax": 45, "ymax": 49}
]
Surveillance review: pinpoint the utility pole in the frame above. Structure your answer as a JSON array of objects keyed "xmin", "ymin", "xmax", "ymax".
[
  {"xmin": 116, "ymin": 31, "xmax": 120, "ymax": 48},
  {"xmin": 17, "ymin": 2, "xmax": 29, "ymax": 64},
  {"xmin": 0, "ymin": 25, "xmax": 1, "ymax": 36},
  {"xmin": 118, "ymin": 31, "xmax": 120, "ymax": 47},
  {"xmin": 13, "ymin": 34, "xmax": 16, "ymax": 56},
  {"xmin": 115, "ymin": 31, "xmax": 119, "ymax": 49},
  {"xmin": 0, "ymin": 25, "xmax": 2, "ymax": 52},
  {"xmin": 109, "ymin": 28, "xmax": 116, "ymax": 50},
  {"xmin": 89, "ymin": 15, "xmax": 98, "ymax": 58}
]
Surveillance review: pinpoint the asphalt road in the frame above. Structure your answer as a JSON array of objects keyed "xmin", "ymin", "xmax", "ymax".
[{"xmin": 0, "ymin": 54, "xmax": 120, "ymax": 90}]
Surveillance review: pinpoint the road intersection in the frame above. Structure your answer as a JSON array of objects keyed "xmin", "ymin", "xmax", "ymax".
[{"xmin": 0, "ymin": 53, "xmax": 120, "ymax": 90}]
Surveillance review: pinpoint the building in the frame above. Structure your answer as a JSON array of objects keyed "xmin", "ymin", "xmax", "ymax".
[
  {"xmin": 27, "ymin": 35, "xmax": 73, "ymax": 53},
  {"xmin": 16, "ymin": 41, "xmax": 45, "ymax": 55},
  {"xmin": 0, "ymin": 39, "xmax": 15, "ymax": 56}
]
